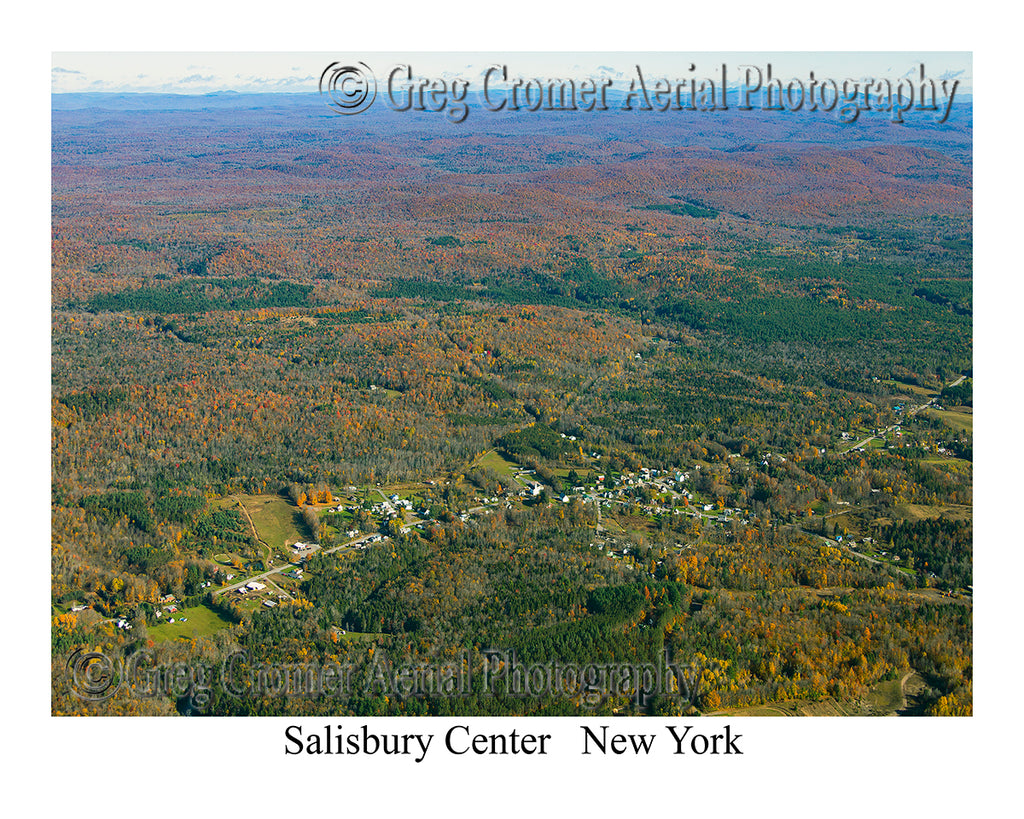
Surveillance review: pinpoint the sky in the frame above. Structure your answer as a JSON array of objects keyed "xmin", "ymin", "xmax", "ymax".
[{"xmin": 50, "ymin": 51, "xmax": 972, "ymax": 94}]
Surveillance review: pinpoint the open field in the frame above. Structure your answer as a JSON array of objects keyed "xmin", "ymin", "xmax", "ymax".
[
  {"xmin": 863, "ymin": 678, "xmax": 906, "ymax": 714},
  {"xmin": 890, "ymin": 380, "xmax": 939, "ymax": 399},
  {"xmin": 212, "ymin": 552, "xmax": 247, "ymax": 568},
  {"xmin": 225, "ymin": 494, "xmax": 306, "ymax": 549},
  {"xmin": 713, "ymin": 672, "xmax": 919, "ymax": 717},
  {"xmin": 923, "ymin": 407, "xmax": 973, "ymax": 434},
  {"xmin": 473, "ymin": 449, "xmax": 521, "ymax": 479},
  {"xmin": 894, "ymin": 502, "xmax": 973, "ymax": 522},
  {"xmin": 904, "ymin": 588, "xmax": 971, "ymax": 606},
  {"xmin": 920, "ymin": 456, "xmax": 972, "ymax": 473},
  {"xmin": 147, "ymin": 604, "xmax": 234, "ymax": 643},
  {"xmin": 383, "ymin": 486, "xmax": 427, "ymax": 501},
  {"xmin": 712, "ymin": 697, "xmax": 864, "ymax": 717},
  {"xmin": 236, "ymin": 596, "xmax": 278, "ymax": 613}
]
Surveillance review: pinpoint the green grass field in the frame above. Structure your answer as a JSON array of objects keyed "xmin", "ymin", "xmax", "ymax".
[
  {"xmin": 473, "ymin": 449, "xmax": 521, "ymax": 479},
  {"xmin": 863, "ymin": 678, "xmax": 905, "ymax": 714},
  {"xmin": 924, "ymin": 408, "xmax": 973, "ymax": 434},
  {"xmin": 894, "ymin": 502, "xmax": 972, "ymax": 522},
  {"xmin": 226, "ymin": 494, "xmax": 307, "ymax": 548},
  {"xmin": 890, "ymin": 380, "xmax": 939, "ymax": 399},
  {"xmin": 147, "ymin": 604, "xmax": 234, "ymax": 643},
  {"xmin": 213, "ymin": 552, "xmax": 247, "ymax": 567}
]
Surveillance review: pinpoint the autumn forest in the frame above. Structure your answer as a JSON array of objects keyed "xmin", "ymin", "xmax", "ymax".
[{"xmin": 51, "ymin": 90, "xmax": 972, "ymax": 717}]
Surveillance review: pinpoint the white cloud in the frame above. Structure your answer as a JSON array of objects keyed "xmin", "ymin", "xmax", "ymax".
[{"xmin": 50, "ymin": 52, "xmax": 973, "ymax": 95}]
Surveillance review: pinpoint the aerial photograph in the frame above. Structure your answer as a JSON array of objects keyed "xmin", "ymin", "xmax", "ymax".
[{"xmin": 51, "ymin": 52, "xmax": 972, "ymax": 719}]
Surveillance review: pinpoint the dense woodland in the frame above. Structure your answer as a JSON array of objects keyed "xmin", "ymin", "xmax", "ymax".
[{"xmin": 52, "ymin": 93, "xmax": 971, "ymax": 717}]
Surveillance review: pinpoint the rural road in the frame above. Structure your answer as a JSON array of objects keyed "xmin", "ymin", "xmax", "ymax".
[
  {"xmin": 213, "ymin": 493, "xmax": 513, "ymax": 599},
  {"xmin": 214, "ymin": 530, "xmax": 380, "ymax": 596},
  {"xmin": 213, "ymin": 488, "xmax": 496, "ymax": 599},
  {"xmin": 840, "ymin": 374, "xmax": 966, "ymax": 454}
]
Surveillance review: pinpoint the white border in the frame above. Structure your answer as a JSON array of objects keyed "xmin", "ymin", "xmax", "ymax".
[{"xmin": 17, "ymin": 2, "xmax": 1017, "ymax": 813}]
